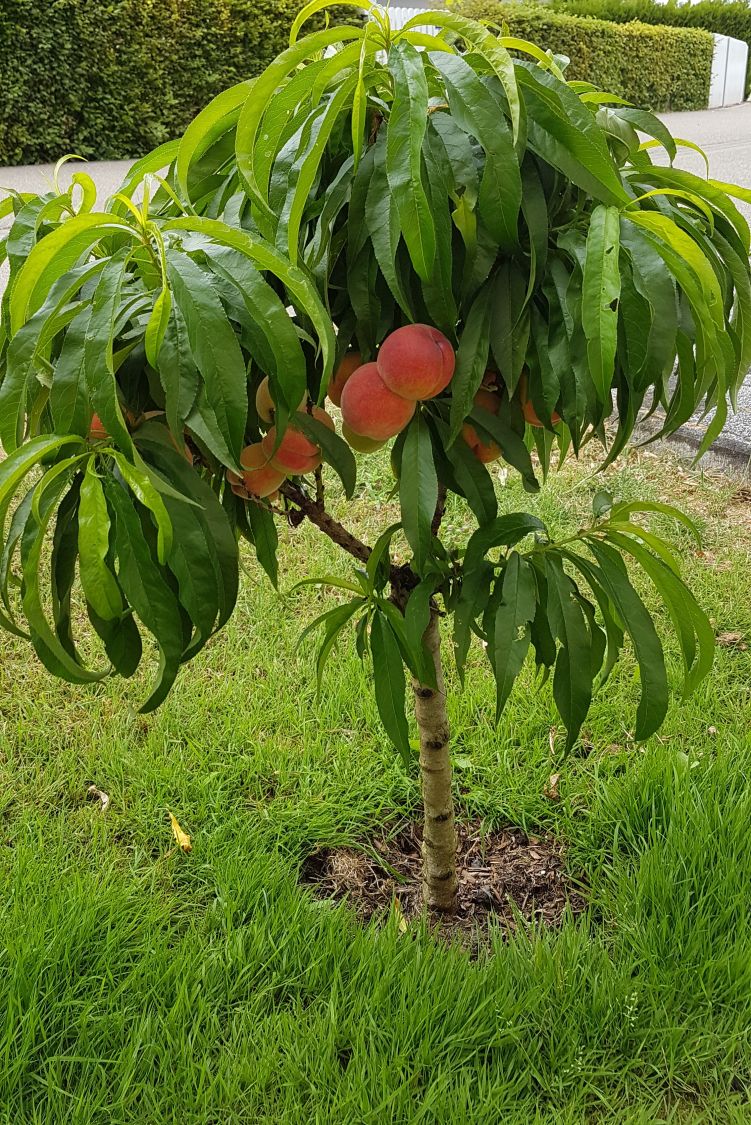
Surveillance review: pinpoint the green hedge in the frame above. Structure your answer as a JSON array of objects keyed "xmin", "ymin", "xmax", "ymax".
[
  {"xmin": 0, "ymin": 0, "xmax": 354, "ymax": 166},
  {"xmin": 552, "ymin": 0, "xmax": 751, "ymax": 94},
  {"xmin": 456, "ymin": 1, "xmax": 714, "ymax": 110}
]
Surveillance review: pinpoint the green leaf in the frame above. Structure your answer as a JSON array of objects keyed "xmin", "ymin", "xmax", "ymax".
[
  {"xmin": 234, "ymin": 25, "xmax": 364, "ymax": 214},
  {"xmin": 84, "ymin": 251, "xmax": 135, "ymax": 457},
  {"xmin": 516, "ymin": 66, "xmax": 629, "ymax": 208},
  {"xmin": 245, "ymin": 500, "xmax": 279, "ymax": 588},
  {"xmin": 430, "ymin": 51, "xmax": 521, "ymax": 254},
  {"xmin": 602, "ymin": 528, "xmax": 713, "ymax": 696},
  {"xmin": 176, "ymin": 80, "xmax": 252, "ymax": 201},
  {"xmin": 166, "ymin": 248, "xmax": 248, "ymax": 464},
  {"xmin": 163, "ymin": 217, "xmax": 335, "ymax": 387},
  {"xmin": 386, "ymin": 41, "xmax": 435, "ymax": 282},
  {"xmin": 464, "ymin": 513, "xmax": 545, "ymax": 574},
  {"xmin": 370, "ymin": 610, "xmax": 411, "ymax": 762},
  {"xmin": 399, "ymin": 412, "xmax": 438, "ymax": 575},
  {"xmin": 144, "ymin": 286, "xmax": 172, "ymax": 369},
  {"xmin": 449, "ymin": 283, "xmax": 492, "ymax": 443},
  {"xmin": 586, "ymin": 539, "xmax": 668, "ymax": 740},
  {"xmin": 8, "ymin": 212, "xmax": 133, "ymax": 335},
  {"xmin": 103, "ymin": 474, "xmax": 186, "ymax": 712},
  {"xmin": 487, "ymin": 552, "xmax": 536, "ymax": 719},
  {"xmin": 366, "ymin": 133, "xmax": 414, "ymax": 319},
  {"xmin": 545, "ymin": 554, "xmax": 593, "ymax": 753},
  {"xmin": 20, "ymin": 468, "xmax": 105, "ymax": 683},
  {"xmin": 135, "ymin": 423, "xmax": 239, "ymax": 632},
  {"xmin": 411, "ymin": 12, "xmax": 521, "ymax": 141},
  {"xmin": 78, "ymin": 461, "xmax": 123, "ymax": 621},
  {"xmin": 582, "ymin": 204, "xmax": 621, "ymax": 402},
  {"xmin": 314, "ymin": 599, "xmax": 363, "ymax": 696},
  {"xmin": 404, "ymin": 577, "xmax": 438, "ymax": 689},
  {"xmin": 453, "ymin": 562, "xmax": 493, "ymax": 683},
  {"xmin": 608, "ymin": 499, "xmax": 701, "ymax": 543},
  {"xmin": 293, "ymin": 412, "xmax": 357, "ymax": 498},
  {"xmin": 111, "ymin": 454, "xmax": 173, "ymax": 565}
]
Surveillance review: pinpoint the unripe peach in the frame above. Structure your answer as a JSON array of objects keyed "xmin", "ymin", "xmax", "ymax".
[
  {"xmin": 341, "ymin": 422, "xmax": 387, "ymax": 453},
  {"xmin": 240, "ymin": 443, "xmax": 286, "ymax": 498},
  {"xmin": 255, "ymin": 375, "xmax": 306, "ymax": 423},
  {"xmin": 340, "ymin": 362, "xmax": 416, "ymax": 441},
  {"xmin": 376, "ymin": 324, "xmax": 455, "ymax": 401},
  {"xmin": 328, "ymin": 351, "xmax": 362, "ymax": 408},
  {"xmin": 519, "ymin": 371, "xmax": 561, "ymax": 428}
]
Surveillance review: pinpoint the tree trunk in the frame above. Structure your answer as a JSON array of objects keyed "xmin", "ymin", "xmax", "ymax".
[{"xmin": 412, "ymin": 611, "xmax": 458, "ymax": 912}]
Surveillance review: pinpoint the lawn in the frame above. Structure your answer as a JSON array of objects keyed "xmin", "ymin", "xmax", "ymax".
[{"xmin": 1, "ymin": 443, "xmax": 751, "ymax": 1123}]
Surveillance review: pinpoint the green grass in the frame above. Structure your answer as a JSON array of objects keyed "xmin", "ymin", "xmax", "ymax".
[{"xmin": 2, "ymin": 444, "xmax": 751, "ymax": 1123}]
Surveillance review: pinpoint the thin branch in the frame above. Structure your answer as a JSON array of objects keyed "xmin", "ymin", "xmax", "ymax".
[
  {"xmin": 280, "ymin": 479, "xmax": 418, "ymax": 594},
  {"xmin": 280, "ymin": 480, "xmax": 371, "ymax": 564}
]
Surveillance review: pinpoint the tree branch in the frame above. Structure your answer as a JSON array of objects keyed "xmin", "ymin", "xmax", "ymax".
[
  {"xmin": 280, "ymin": 479, "xmax": 418, "ymax": 595},
  {"xmin": 281, "ymin": 480, "xmax": 371, "ymax": 564}
]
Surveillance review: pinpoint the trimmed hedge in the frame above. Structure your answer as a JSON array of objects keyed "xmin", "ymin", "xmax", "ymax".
[
  {"xmin": 0, "ymin": 0, "xmax": 355, "ymax": 166},
  {"xmin": 456, "ymin": 1, "xmax": 714, "ymax": 110},
  {"xmin": 552, "ymin": 0, "xmax": 751, "ymax": 95}
]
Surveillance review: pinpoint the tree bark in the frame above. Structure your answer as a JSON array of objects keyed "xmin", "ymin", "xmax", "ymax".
[{"xmin": 412, "ymin": 610, "xmax": 458, "ymax": 912}]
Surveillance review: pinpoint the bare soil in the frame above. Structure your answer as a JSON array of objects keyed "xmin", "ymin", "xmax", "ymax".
[{"xmin": 301, "ymin": 821, "xmax": 587, "ymax": 947}]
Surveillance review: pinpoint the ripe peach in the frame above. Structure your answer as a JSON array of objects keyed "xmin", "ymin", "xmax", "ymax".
[
  {"xmin": 341, "ymin": 422, "xmax": 387, "ymax": 453},
  {"xmin": 340, "ymin": 362, "xmax": 416, "ymax": 441},
  {"xmin": 255, "ymin": 375, "xmax": 306, "ymax": 424},
  {"xmin": 328, "ymin": 351, "xmax": 362, "ymax": 408},
  {"xmin": 519, "ymin": 372, "xmax": 561, "ymax": 428},
  {"xmin": 462, "ymin": 387, "xmax": 502, "ymax": 463},
  {"xmin": 376, "ymin": 324, "xmax": 455, "ymax": 401},
  {"xmin": 239, "ymin": 443, "xmax": 286, "ymax": 498},
  {"xmin": 260, "ymin": 407, "xmax": 333, "ymax": 474}
]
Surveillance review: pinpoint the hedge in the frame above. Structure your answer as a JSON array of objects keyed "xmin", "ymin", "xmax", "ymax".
[
  {"xmin": 552, "ymin": 0, "xmax": 751, "ymax": 95},
  {"xmin": 0, "ymin": 1, "xmax": 355, "ymax": 166},
  {"xmin": 455, "ymin": 1, "xmax": 714, "ymax": 110}
]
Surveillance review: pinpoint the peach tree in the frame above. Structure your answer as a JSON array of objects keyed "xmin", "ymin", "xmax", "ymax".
[{"xmin": 1, "ymin": 3, "xmax": 750, "ymax": 911}]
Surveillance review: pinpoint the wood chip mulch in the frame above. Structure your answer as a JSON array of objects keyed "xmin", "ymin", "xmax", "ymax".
[{"xmin": 300, "ymin": 821, "xmax": 587, "ymax": 948}]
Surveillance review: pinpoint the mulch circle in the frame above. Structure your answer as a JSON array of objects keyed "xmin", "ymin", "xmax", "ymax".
[{"xmin": 301, "ymin": 821, "xmax": 587, "ymax": 948}]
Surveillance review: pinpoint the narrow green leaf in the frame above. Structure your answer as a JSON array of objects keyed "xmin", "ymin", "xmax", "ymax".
[
  {"xmin": 582, "ymin": 204, "xmax": 621, "ymax": 403},
  {"xmin": 545, "ymin": 554, "xmax": 593, "ymax": 752},
  {"xmin": 386, "ymin": 41, "xmax": 435, "ymax": 281},
  {"xmin": 103, "ymin": 474, "xmax": 185, "ymax": 712},
  {"xmin": 487, "ymin": 552, "xmax": 536, "ymax": 719},
  {"xmin": 245, "ymin": 500, "xmax": 279, "ymax": 588},
  {"xmin": 399, "ymin": 412, "xmax": 438, "ymax": 576},
  {"xmin": 370, "ymin": 611, "xmax": 411, "ymax": 762},
  {"xmin": 587, "ymin": 539, "xmax": 668, "ymax": 740},
  {"xmin": 78, "ymin": 461, "xmax": 123, "ymax": 621}
]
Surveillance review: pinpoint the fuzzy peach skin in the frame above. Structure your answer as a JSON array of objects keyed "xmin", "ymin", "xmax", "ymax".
[
  {"xmin": 340, "ymin": 362, "xmax": 416, "ymax": 440},
  {"xmin": 261, "ymin": 407, "xmax": 333, "ymax": 474},
  {"xmin": 327, "ymin": 351, "xmax": 362, "ymax": 408},
  {"xmin": 255, "ymin": 375, "xmax": 307, "ymax": 423},
  {"xmin": 461, "ymin": 388, "xmax": 503, "ymax": 463},
  {"xmin": 239, "ymin": 443, "xmax": 287, "ymax": 497},
  {"xmin": 376, "ymin": 325, "xmax": 455, "ymax": 401}
]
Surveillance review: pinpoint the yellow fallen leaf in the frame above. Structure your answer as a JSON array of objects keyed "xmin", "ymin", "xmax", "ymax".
[
  {"xmin": 544, "ymin": 772, "xmax": 561, "ymax": 802},
  {"xmin": 393, "ymin": 897, "xmax": 408, "ymax": 934},
  {"xmin": 168, "ymin": 811, "xmax": 192, "ymax": 853}
]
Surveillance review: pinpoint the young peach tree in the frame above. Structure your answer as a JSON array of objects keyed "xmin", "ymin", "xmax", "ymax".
[{"xmin": 1, "ymin": 4, "xmax": 749, "ymax": 911}]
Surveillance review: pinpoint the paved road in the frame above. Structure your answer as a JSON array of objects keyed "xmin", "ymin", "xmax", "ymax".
[{"xmin": 1, "ymin": 105, "xmax": 750, "ymax": 464}]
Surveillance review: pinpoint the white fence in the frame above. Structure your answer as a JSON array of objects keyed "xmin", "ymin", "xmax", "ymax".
[{"xmin": 369, "ymin": 4, "xmax": 748, "ymax": 108}]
